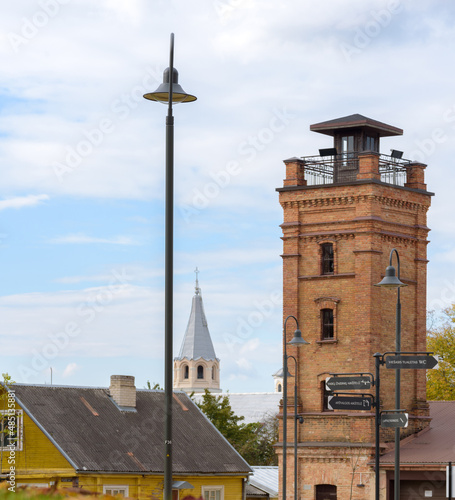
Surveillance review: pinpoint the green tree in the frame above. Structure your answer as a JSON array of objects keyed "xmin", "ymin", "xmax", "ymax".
[
  {"xmin": 427, "ymin": 305, "xmax": 455, "ymax": 400},
  {"xmin": 196, "ymin": 389, "xmax": 278, "ymax": 465},
  {"xmin": 146, "ymin": 381, "xmax": 163, "ymax": 390}
]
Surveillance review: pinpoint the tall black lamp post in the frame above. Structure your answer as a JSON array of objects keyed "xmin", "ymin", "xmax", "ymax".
[
  {"xmin": 375, "ymin": 249, "xmax": 407, "ymax": 500},
  {"xmin": 143, "ymin": 33, "xmax": 196, "ymax": 500},
  {"xmin": 283, "ymin": 315, "xmax": 309, "ymax": 500}
]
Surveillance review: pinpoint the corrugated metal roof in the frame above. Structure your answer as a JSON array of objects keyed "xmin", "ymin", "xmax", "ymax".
[
  {"xmin": 176, "ymin": 286, "xmax": 217, "ymax": 361},
  {"xmin": 248, "ymin": 466, "xmax": 278, "ymax": 498},
  {"xmin": 380, "ymin": 401, "xmax": 455, "ymax": 465},
  {"xmin": 13, "ymin": 384, "xmax": 251, "ymax": 475},
  {"xmin": 193, "ymin": 393, "xmax": 281, "ymax": 424}
]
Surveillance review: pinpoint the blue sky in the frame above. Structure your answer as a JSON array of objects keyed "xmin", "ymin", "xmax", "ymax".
[{"xmin": 1, "ymin": 0, "xmax": 455, "ymax": 392}]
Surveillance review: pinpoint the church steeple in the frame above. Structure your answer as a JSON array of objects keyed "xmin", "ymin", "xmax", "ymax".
[{"xmin": 173, "ymin": 269, "xmax": 221, "ymax": 393}]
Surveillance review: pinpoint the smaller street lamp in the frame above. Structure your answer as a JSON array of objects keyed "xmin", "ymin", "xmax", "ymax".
[
  {"xmin": 287, "ymin": 355, "xmax": 304, "ymax": 500},
  {"xmin": 375, "ymin": 248, "xmax": 407, "ymax": 500},
  {"xmin": 283, "ymin": 315, "xmax": 309, "ymax": 500}
]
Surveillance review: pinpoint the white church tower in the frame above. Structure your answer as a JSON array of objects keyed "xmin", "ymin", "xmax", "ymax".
[{"xmin": 173, "ymin": 269, "xmax": 221, "ymax": 393}]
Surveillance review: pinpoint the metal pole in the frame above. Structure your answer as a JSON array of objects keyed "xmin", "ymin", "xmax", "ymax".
[
  {"xmin": 282, "ymin": 315, "xmax": 306, "ymax": 500},
  {"xmin": 449, "ymin": 461, "xmax": 452, "ymax": 500},
  {"xmin": 164, "ymin": 33, "xmax": 175, "ymax": 500},
  {"xmin": 394, "ymin": 250, "xmax": 401, "ymax": 500},
  {"xmin": 374, "ymin": 353, "xmax": 381, "ymax": 500},
  {"xmin": 283, "ymin": 338, "xmax": 288, "ymax": 500},
  {"xmin": 294, "ymin": 376, "xmax": 298, "ymax": 500}
]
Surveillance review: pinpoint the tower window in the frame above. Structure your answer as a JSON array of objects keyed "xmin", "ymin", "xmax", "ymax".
[
  {"xmin": 197, "ymin": 365, "xmax": 204, "ymax": 379},
  {"xmin": 321, "ymin": 243, "xmax": 334, "ymax": 274},
  {"xmin": 321, "ymin": 309, "xmax": 334, "ymax": 340},
  {"xmin": 365, "ymin": 135, "xmax": 377, "ymax": 151},
  {"xmin": 341, "ymin": 135, "xmax": 354, "ymax": 153},
  {"xmin": 183, "ymin": 365, "xmax": 189, "ymax": 379},
  {"xmin": 315, "ymin": 297, "xmax": 339, "ymax": 344},
  {"xmin": 212, "ymin": 366, "xmax": 215, "ymax": 380}
]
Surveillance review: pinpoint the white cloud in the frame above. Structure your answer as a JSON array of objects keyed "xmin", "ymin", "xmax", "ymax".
[
  {"xmin": 62, "ymin": 362, "xmax": 79, "ymax": 378},
  {"xmin": 0, "ymin": 194, "xmax": 49, "ymax": 211},
  {"xmin": 49, "ymin": 233, "xmax": 139, "ymax": 245}
]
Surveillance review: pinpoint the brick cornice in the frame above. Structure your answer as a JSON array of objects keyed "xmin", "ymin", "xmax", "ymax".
[
  {"xmin": 299, "ymin": 231, "xmax": 355, "ymax": 241},
  {"xmin": 280, "ymin": 193, "xmax": 431, "ymax": 213},
  {"xmin": 279, "ymin": 221, "xmax": 302, "ymax": 227},
  {"xmin": 353, "ymin": 249, "xmax": 383, "ymax": 254}
]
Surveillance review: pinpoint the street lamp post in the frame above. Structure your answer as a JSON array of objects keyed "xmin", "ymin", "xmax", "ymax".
[
  {"xmin": 375, "ymin": 249, "xmax": 407, "ymax": 500},
  {"xmin": 287, "ymin": 355, "xmax": 304, "ymax": 500},
  {"xmin": 143, "ymin": 33, "xmax": 196, "ymax": 500},
  {"xmin": 282, "ymin": 315, "xmax": 309, "ymax": 500}
]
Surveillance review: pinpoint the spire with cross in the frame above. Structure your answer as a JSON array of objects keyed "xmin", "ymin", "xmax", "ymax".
[{"xmin": 195, "ymin": 267, "xmax": 200, "ymax": 295}]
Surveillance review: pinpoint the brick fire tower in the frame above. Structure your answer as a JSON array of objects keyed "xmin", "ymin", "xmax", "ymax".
[{"xmin": 276, "ymin": 114, "xmax": 432, "ymax": 500}]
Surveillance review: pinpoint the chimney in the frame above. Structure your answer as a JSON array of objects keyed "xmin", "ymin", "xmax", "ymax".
[{"xmin": 109, "ymin": 375, "xmax": 136, "ymax": 408}]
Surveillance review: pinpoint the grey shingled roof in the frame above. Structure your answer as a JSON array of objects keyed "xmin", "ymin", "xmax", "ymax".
[
  {"xmin": 176, "ymin": 287, "xmax": 217, "ymax": 361},
  {"xmin": 12, "ymin": 384, "xmax": 251, "ymax": 475},
  {"xmin": 310, "ymin": 113, "xmax": 403, "ymax": 137},
  {"xmin": 380, "ymin": 401, "xmax": 455, "ymax": 465}
]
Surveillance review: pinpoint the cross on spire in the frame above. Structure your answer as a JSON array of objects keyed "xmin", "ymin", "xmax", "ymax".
[{"xmin": 195, "ymin": 267, "xmax": 200, "ymax": 295}]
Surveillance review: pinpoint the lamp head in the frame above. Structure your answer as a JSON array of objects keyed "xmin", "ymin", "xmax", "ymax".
[
  {"xmin": 288, "ymin": 328, "xmax": 310, "ymax": 346},
  {"xmin": 143, "ymin": 67, "xmax": 197, "ymax": 104},
  {"xmin": 374, "ymin": 265, "xmax": 407, "ymax": 288}
]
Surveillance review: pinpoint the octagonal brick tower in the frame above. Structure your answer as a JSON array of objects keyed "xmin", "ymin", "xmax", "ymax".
[{"xmin": 276, "ymin": 114, "xmax": 433, "ymax": 500}]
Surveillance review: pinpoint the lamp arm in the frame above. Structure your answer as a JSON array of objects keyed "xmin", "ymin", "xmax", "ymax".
[{"xmin": 389, "ymin": 248, "xmax": 401, "ymax": 279}]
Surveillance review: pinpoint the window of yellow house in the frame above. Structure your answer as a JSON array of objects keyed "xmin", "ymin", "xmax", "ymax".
[
  {"xmin": 202, "ymin": 485, "xmax": 224, "ymax": 500},
  {"xmin": 103, "ymin": 486, "xmax": 129, "ymax": 497},
  {"xmin": 0, "ymin": 410, "xmax": 23, "ymax": 451}
]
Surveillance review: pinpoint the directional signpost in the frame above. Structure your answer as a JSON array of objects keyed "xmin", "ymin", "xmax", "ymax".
[
  {"xmin": 374, "ymin": 351, "xmax": 438, "ymax": 500},
  {"xmin": 381, "ymin": 412, "xmax": 408, "ymax": 428},
  {"xmin": 326, "ymin": 375, "xmax": 372, "ymax": 391},
  {"xmin": 327, "ymin": 394, "xmax": 373, "ymax": 411},
  {"xmin": 385, "ymin": 354, "xmax": 439, "ymax": 370}
]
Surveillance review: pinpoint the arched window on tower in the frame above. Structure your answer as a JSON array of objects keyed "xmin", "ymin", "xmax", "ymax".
[
  {"xmin": 197, "ymin": 365, "xmax": 204, "ymax": 379},
  {"xmin": 183, "ymin": 365, "xmax": 189, "ymax": 379},
  {"xmin": 211, "ymin": 366, "xmax": 215, "ymax": 380}
]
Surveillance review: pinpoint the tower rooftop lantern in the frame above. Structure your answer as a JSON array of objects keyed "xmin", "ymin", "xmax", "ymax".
[{"xmin": 310, "ymin": 113, "xmax": 403, "ymax": 138}]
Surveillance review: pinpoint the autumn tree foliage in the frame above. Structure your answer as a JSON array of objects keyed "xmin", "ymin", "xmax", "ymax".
[{"xmin": 427, "ymin": 305, "xmax": 455, "ymax": 400}]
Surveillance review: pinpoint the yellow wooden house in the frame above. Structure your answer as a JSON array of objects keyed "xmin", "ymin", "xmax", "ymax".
[{"xmin": 0, "ymin": 375, "xmax": 251, "ymax": 499}]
